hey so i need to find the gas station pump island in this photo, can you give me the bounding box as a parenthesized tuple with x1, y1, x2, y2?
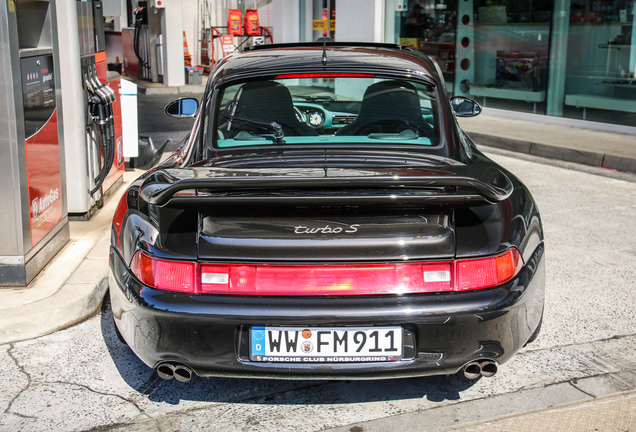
(0, 0, 125, 286)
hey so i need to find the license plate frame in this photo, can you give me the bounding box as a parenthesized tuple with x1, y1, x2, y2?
(250, 326, 403, 363)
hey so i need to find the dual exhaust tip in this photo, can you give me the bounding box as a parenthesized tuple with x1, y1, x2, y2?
(463, 359, 498, 379)
(156, 362, 193, 383)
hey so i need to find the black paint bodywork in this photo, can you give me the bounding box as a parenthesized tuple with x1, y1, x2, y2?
(109, 43, 545, 379)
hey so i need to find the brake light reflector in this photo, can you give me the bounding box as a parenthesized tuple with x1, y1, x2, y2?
(130, 251, 195, 293)
(252, 264, 425, 295)
(112, 193, 129, 251)
(456, 248, 522, 291)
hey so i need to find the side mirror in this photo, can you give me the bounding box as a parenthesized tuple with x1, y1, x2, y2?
(450, 96, 482, 117)
(165, 98, 199, 117)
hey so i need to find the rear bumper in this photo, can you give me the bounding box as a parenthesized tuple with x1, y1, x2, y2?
(109, 244, 545, 379)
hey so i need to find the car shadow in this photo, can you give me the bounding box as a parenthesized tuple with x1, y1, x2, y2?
(100, 298, 480, 406)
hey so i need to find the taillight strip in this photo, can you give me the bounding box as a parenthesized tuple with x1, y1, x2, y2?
(200, 262, 452, 296)
(275, 73, 375, 79)
(130, 249, 523, 296)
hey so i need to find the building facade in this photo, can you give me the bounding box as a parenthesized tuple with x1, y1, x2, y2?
(156, 0, 636, 131)
(381, 0, 636, 130)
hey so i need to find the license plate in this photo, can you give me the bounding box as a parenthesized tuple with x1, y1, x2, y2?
(250, 326, 403, 363)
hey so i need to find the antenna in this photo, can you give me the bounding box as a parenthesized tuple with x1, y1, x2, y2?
(316, 36, 334, 66)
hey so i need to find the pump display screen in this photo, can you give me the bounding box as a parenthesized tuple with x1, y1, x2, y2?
(21, 55, 56, 139)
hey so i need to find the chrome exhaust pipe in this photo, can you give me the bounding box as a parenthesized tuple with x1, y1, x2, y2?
(173, 364, 193, 383)
(156, 363, 175, 380)
(480, 360, 498, 378)
(463, 361, 482, 380)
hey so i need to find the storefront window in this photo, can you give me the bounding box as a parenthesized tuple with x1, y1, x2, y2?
(387, 0, 635, 128)
(396, 1, 459, 91)
(557, 0, 636, 125)
(458, 0, 552, 114)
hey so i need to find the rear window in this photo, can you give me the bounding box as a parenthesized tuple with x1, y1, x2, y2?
(214, 76, 440, 149)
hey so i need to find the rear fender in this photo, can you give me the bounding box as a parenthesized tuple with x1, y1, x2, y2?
(121, 211, 160, 265)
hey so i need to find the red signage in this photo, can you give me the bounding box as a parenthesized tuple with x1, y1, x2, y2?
(21, 55, 63, 247)
(221, 35, 235, 55)
(26, 109, 63, 247)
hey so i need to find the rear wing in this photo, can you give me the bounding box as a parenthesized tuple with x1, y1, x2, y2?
(139, 166, 513, 208)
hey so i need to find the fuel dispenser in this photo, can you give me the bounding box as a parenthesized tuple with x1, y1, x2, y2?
(0, 0, 68, 286)
(59, 0, 125, 217)
(122, 1, 151, 80)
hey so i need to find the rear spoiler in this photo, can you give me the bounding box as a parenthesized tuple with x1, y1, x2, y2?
(139, 166, 513, 207)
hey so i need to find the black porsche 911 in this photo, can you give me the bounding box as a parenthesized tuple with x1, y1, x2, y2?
(109, 41, 544, 383)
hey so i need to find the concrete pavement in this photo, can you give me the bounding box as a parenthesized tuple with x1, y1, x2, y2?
(1, 78, 635, 431)
(446, 390, 636, 432)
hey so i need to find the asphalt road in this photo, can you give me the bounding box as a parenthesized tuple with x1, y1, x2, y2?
(1, 147, 635, 431)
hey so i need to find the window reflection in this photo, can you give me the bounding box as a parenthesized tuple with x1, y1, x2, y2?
(561, 0, 636, 125)
(390, 0, 634, 127)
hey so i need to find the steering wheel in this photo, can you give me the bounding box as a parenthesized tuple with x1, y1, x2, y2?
(294, 106, 307, 124)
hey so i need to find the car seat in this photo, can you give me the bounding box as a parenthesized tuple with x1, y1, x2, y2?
(336, 80, 433, 136)
(225, 81, 318, 137)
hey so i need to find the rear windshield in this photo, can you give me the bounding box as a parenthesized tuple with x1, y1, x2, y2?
(214, 76, 440, 149)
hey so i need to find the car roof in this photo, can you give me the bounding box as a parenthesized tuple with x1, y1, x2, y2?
(210, 42, 443, 87)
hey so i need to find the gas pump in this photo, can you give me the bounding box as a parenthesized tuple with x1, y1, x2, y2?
(58, 0, 125, 217)
(122, 1, 151, 80)
(0, 0, 69, 286)
(133, 2, 151, 78)
(83, 57, 117, 197)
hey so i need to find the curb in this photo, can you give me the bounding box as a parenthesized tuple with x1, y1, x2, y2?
(0, 271, 108, 346)
(468, 131, 636, 174)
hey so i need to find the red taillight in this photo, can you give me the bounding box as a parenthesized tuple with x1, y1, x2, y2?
(275, 73, 375, 79)
(201, 263, 449, 295)
(130, 251, 195, 293)
(112, 193, 129, 251)
(131, 250, 522, 295)
(456, 248, 523, 291)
